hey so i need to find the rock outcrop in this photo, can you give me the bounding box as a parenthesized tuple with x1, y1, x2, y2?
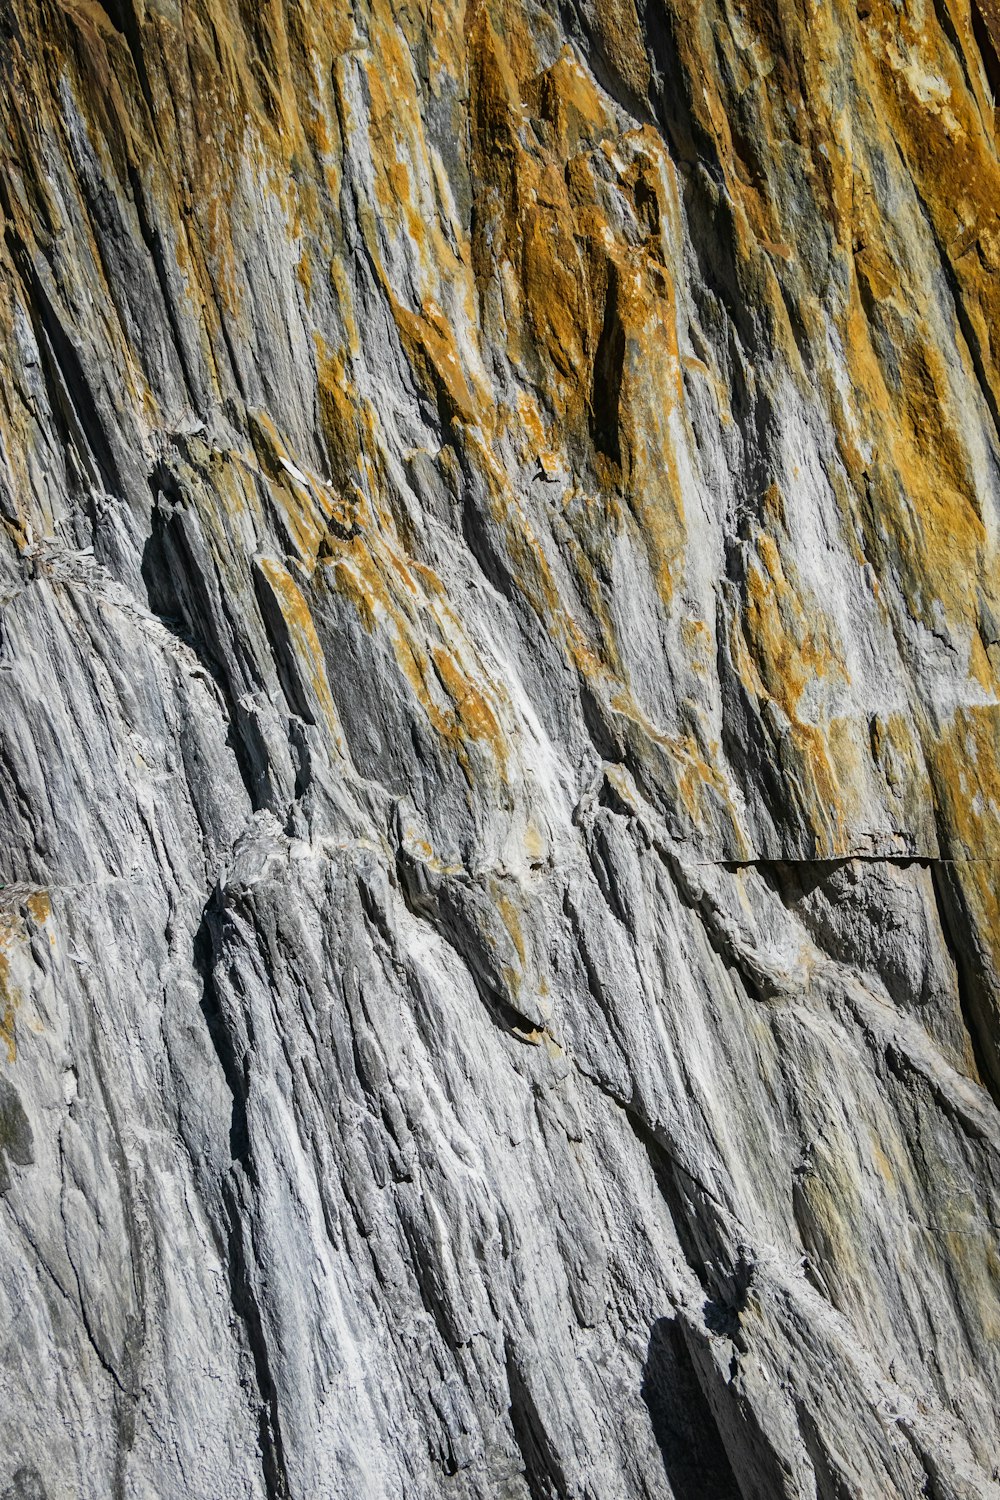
(2, 0, 1000, 1495)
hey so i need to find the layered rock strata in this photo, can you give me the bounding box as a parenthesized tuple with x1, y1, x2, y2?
(2, 0, 1000, 1495)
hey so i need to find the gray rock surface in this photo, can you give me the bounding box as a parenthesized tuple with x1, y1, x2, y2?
(2, 0, 1000, 1494)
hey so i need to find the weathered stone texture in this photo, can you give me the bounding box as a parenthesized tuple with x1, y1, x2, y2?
(2, 0, 1000, 1495)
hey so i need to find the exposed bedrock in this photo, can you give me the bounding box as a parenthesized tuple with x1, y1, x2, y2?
(2, 0, 1000, 1495)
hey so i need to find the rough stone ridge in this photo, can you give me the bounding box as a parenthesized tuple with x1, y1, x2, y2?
(2, 0, 1000, 1495)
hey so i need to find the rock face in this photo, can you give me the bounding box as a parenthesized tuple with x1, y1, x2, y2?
(2, 0, 1000, 1494)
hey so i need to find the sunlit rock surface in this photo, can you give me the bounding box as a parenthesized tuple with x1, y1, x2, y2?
(2, 0, 1000, 1495)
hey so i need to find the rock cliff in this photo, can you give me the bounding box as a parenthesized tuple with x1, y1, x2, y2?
(2, 0, 1000, 1495)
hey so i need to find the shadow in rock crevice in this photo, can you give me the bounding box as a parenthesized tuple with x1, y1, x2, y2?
(641, 1317, 742, 1500)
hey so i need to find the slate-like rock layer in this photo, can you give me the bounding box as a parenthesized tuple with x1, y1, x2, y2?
(2, 1, 1000, 1495)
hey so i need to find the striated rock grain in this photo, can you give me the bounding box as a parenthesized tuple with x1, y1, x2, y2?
(2, 0, 1000, 1495)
